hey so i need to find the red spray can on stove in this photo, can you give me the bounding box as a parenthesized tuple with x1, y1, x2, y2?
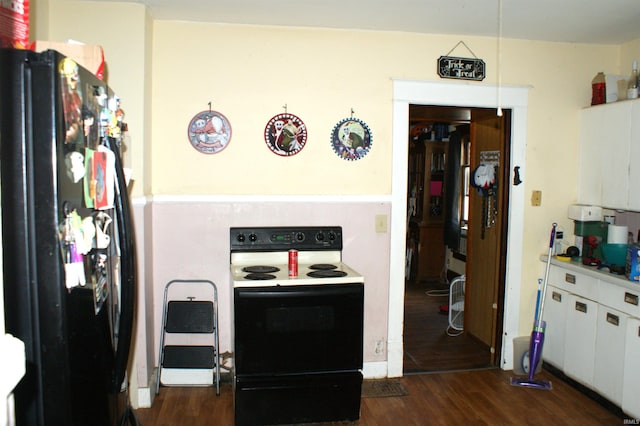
(288, 249, 298, 278)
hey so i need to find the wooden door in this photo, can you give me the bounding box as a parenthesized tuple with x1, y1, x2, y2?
(466, 110, 509, 362)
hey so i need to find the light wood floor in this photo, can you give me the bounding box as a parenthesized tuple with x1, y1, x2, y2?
(135, 369, 624, 425)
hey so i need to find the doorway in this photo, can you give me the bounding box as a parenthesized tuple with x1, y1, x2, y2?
(387, 80, 529, 378)
(403, 105, 509, 373)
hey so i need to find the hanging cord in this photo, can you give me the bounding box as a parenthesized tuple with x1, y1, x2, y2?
(444, 40, 480, 59)
(426, 288, 449, 297)
(447, 322, 464, 337)
(496, 0, 503, 116)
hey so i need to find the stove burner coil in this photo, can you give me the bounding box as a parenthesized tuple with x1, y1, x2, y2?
(307, 270, 348, 278)
(244, 273, 277, 280)
(309, 264, 338, 270)
(242, 265, 280, 274)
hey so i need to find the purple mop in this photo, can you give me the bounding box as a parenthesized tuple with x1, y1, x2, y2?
(510, 223, 556, 390)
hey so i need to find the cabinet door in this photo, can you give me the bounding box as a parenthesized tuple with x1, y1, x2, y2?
(629, 102, 640, 210)
(578, 101, 632, 209)
(541, 286, 567, 369)
(563, 294, 597, 387)
(594, 307, 627, 405)
(623, 318, 640, 419)
(598, 102, 632, 209)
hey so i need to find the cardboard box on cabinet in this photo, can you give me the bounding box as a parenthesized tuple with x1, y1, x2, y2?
(35, 40, 105, 80)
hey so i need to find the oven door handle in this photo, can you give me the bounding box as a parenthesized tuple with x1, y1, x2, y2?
(236, 285, 362, 299)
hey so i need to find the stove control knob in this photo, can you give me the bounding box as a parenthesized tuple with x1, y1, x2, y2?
(236, 234, 246, 242)
(295, 232, 305, 242)
(328, 232, 336, 241)
(249, 233, 257, 242)
(316, 232, 325, 241)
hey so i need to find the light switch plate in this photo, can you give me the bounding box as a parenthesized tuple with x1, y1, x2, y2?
(375, 215, 388, 233)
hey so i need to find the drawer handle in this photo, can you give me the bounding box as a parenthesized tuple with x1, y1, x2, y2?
(565, 273, 576, 284)
(625, 292, 639, 306)
(552, 291, 562, 302)
(606, 312, 619, 326)
(575, 301, 587, 313)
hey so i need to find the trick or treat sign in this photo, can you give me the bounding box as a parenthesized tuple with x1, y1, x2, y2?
(264, 113, 308, 156)
(437, 56, 485, 81)
(187, 110, 232, 154)
(330, 117, 372, 161)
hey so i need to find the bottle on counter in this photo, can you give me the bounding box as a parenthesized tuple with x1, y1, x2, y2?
(591, 72, 606, 105)
(628, 60, 639, 100)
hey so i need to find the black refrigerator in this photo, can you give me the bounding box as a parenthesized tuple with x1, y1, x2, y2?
(0, 48, 137, 425)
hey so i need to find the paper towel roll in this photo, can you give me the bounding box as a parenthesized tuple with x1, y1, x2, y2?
(607, 224, 628, 244)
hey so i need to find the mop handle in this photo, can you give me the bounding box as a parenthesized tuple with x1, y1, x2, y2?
(536, 223, 557, 328)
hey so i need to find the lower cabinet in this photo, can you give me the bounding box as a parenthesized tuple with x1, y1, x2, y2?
(594, 307, 627, 406)
(542, 286, 567, 369)
(541, 262, 640, 418)
(563, 294, 597, 387)
(623, 318, 640, 419)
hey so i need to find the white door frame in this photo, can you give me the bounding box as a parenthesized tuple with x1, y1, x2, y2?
(388, 80, 529, 376)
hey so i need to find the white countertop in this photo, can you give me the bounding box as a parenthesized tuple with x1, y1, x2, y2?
(541, 255, 640, 293)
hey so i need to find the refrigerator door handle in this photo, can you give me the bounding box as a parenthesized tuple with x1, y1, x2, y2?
(107, 138, 136, 393)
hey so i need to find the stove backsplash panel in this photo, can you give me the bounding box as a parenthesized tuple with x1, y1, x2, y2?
(148, 198, 391, 371)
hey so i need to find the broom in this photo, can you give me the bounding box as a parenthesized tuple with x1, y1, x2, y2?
(510, 223, 556, 390)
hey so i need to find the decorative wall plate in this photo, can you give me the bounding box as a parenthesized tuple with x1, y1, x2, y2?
(330, 117, 372, 160)
(264, 113, 308, 156)
(187, 110, 232, 154)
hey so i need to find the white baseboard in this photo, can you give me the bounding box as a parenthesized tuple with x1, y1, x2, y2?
(362, 361, 388, 379)
(137, 387, 152, 409)
(135, 368, 158, 409)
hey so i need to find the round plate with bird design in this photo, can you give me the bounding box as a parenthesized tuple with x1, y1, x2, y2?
(187, 110, 232, 154)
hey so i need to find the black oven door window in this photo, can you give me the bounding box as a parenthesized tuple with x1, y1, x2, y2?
(234, 283, 364, 376)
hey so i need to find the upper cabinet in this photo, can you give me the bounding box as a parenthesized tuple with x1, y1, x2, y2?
(578, 100, 640, 210)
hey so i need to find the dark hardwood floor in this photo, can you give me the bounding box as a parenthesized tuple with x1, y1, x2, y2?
(135, 277, 628, 424)
(403, 278, 491, 373)
(135, 369, 624, 425)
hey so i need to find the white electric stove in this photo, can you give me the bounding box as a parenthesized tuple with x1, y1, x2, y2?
(230, 226, 366, 425)
(230, 226, 364, 287)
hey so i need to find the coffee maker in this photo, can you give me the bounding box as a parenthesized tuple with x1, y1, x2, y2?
(568, 205, 608, 265)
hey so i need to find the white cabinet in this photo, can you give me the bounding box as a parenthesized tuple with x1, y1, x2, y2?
(629, 112, 640, 210)
(594, 307, 627, 405)
(577, 100, 639, 210)
(541, 286, 567, 369)
(563, 294, 598, 387)
(623, 318, 640, 419)
(542, 258, 640, 417)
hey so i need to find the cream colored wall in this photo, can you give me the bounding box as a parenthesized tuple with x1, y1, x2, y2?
(622, 39, 640, 74)
(44, 0, 149, 198)
(151, 22, 397, 195)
